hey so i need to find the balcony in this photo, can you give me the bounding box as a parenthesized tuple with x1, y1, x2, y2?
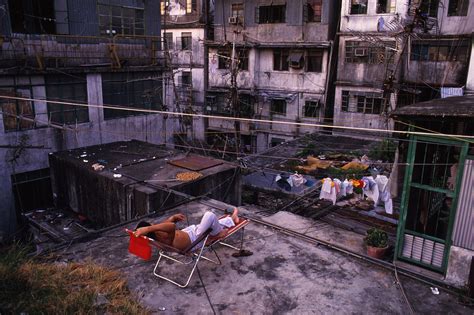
(0, 34, 165, 72)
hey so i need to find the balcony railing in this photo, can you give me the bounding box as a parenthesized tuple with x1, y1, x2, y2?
(0, 34, 165, 71)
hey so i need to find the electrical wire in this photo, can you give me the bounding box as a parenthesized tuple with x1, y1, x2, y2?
(1, 94, 473, 141)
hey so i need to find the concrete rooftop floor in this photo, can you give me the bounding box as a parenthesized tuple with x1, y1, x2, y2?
(58, 199, 473, 314)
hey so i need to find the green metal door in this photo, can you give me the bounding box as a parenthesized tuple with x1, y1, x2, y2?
(396, 136, 468, 273)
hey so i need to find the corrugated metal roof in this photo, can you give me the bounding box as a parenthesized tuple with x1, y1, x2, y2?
(452, 159, 474, 250)
(390, 95, 474, 118)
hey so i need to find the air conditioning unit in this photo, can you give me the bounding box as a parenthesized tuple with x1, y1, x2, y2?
(354, 48, 368, 56)
(228, 16, 238, 24)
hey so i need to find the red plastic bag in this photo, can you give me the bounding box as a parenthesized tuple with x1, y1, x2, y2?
(126, 230, 152, 260)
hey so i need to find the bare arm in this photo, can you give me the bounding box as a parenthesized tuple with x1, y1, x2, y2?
(163, 213, 186, 223)
(134, 222, 176, 237)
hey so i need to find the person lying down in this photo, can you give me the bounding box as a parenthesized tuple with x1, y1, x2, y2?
(134, 207, 240, 251)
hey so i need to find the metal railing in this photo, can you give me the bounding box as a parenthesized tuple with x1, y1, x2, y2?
(0, 34, 166, 70)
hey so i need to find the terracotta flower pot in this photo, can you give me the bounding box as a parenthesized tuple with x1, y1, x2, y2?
(367, 245, 388, 259)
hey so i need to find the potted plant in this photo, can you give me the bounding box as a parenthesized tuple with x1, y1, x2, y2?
(364, 227, 388, 259)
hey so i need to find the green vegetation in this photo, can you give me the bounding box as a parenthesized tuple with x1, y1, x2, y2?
(0, 243, 148, 314)
(368, 140, 397, 162)
(364, 228, 389, 248)
(297, 143, 317, 157)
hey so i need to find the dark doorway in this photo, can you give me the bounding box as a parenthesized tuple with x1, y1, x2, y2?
(12, 168, 54, 223)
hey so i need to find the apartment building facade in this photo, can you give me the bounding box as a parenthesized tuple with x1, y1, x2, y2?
(208, 0, 340, 153)
(0, 0, 163, 238)
(334, 0, 473, 135)
(160, 0, 208, 144)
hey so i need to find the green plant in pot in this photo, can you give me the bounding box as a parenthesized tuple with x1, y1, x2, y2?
(364, 228, 388, 259)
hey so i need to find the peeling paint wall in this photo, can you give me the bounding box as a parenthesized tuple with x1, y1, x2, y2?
(208, 0, 338, 152)
(0, 74, 167, 236)
(161, 27, 206, 141)
(335, 0, 472, 133)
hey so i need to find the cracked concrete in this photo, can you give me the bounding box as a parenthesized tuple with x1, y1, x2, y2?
(58, 199, 473, 314)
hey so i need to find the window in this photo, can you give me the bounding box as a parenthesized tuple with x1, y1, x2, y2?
(306, 50, 323, 72)
(357, 95, 383, 114)
(448, 0, 469, 16)
(181, 71, 192, 87)
(273, 49, 290, 71)
(270, 99, 286, 115)
(306, 0, 322, 22)
(257, 5, 286, 24)
(180, 32, 192, 51)
(0, 89, 35, 132)
(341, 91, 350, 112)
(288, 52, 304, 69)
(218, 50, 230, 69)
(376, 0, 392, 13)
(419, 0, 439, 17)
(232, 3, 244, 18)
(238, 49, 249, 71)
(341, 91, 384, 114)
(8, 0, 56, 34)
(218, 49, 248, 70)
(163, 32, 173, 50)
(102, 72, 162, 120)
(98, 3, 145, 36)
(350, 0, 368, 14)
(239, 94, 254, 118)
(345, 41, 395, 64)
(46, 75, 88, 125)
(186, 0, 197, 14)
(304, 100, 320, 118)
(411, 40, 470, 62)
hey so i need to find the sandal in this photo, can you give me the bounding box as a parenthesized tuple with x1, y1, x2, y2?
(232, 249, 253, 257)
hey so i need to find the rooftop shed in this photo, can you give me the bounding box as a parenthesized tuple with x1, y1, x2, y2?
(49, 140, 241, 227)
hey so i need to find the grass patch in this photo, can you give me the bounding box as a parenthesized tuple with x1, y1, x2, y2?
(0, 243, 148, 314)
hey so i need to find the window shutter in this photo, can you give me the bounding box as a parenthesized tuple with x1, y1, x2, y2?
(255, 6, 260, 24)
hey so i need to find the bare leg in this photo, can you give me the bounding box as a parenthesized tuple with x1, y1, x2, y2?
(231, 207, 240, 224)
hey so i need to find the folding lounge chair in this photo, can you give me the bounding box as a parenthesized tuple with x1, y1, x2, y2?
(125, 216, 250, 288)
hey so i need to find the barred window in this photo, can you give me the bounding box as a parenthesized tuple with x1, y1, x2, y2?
(357, 95, 382, 114)
(341, 91, 350, 112)
(345, 41, 395, 64)
(411, 40, 470, 62)
(46, 75, 88, 125)
(102, 72, 162, 120)
(304, 100, 320, 118)
(0, 89, 35, 132)
(98, 4, 144, 36)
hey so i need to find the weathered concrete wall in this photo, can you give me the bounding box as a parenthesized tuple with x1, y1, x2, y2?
(333, 86, 395, 134)
(340, 0, 408, 33)
(161, 27, 206, 141)
(404, 60, 469, 86)
(445, 246, 474, 288)
(337, 36, 401, 84)
(436, 0, 474, 35)
(208, 46, 328, 151)
(214, 0, 332, 43)
(0, 73, 167, 237)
